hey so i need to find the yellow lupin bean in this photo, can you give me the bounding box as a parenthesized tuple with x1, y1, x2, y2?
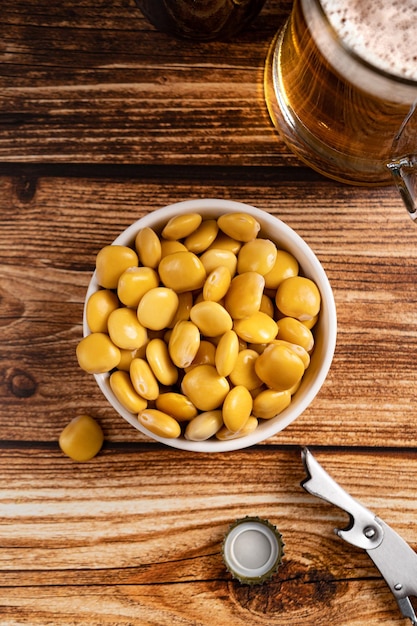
(130, 357, 159, 400)
(199, 248, 238, 277)
(158, 251, 206, 293)
(181, 365, 230, 411)
(259, 293, 275, 317)
(169, 320, 201, 368)
(190, 301, 233, 337)
(255, 343, 305, 391)
(289, 378, 302, 395)
(217, 212, 260, 242)
(272, 339, 310, 369)
(184, 219, 219, 253)
(117, 348, 140, 371)
(135, 341, 150, 359)
(161, 213, 202, 240)
(276, 316, 314, 352)
(107, 307, 148, 350)
(229, 349, 263, 390)
(247, 342, 267, 355)
(109, 370, 147, 413)
(276, 276, 321, 321)
(95, 245, 138, 289)
(185, 340, 216, 371)
(250, 386, 264, 399)
(137, 408, 181, 438)
(76, 333, 121, 374)
(233, 311, 278, 344)
(160, 239, 187, 257)
(135, 227, 162, 268)
(168, 291, 193, 328)
(86, 289, 120, 333)
(237, 239, 277, 276)
(224, 271, 265, 319)
(264, 250, 299, 289)
(215, 416, 258, 440)
(59, 414, 104, 462)
(208, 232, 242, 254)
(252, 389, 291, 419)
(215, 329, 239, 377)
(302, 314, 319, 330)
(137, 287, 179, 330)
(146, 338, 178, 386)
(238, 337, 249, 350)
(117, 266, 159, 308)
(222, 385, 253, 432)
(206, 333, 226, 347)
(184, 410, 223, 441)
(203, 265, 231, 302)
(156, 392, 198, 421)
(79, 211, 322, 444)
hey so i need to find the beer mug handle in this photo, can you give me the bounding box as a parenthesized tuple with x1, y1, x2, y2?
(387, 157, 417, 220)
(387, 101, 417, 221)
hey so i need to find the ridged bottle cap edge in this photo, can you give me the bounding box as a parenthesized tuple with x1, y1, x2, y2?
(222, 516, 285, 585)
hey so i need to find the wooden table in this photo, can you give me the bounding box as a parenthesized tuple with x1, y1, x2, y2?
(2, 1, 417, 624)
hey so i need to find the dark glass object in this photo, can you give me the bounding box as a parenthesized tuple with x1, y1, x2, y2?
(135, 0, 267, 41)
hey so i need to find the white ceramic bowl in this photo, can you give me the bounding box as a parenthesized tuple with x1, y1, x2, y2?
(83, 198, 337, 452)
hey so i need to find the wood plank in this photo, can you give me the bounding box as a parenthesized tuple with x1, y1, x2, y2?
(0, 446, 414, 624)
(0, 0, 294, 165)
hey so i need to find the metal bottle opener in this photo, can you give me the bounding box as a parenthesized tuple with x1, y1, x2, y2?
(301, 447, 417, 625)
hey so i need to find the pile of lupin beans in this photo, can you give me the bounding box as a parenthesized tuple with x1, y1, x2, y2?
(76, 212, 321, 442)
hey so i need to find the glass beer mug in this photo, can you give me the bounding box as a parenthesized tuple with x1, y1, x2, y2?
(264, 0, 417, 220)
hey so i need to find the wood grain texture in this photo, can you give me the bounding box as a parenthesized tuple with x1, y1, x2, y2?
(2, 1, 417, 624)
(1, 447, 415, 625)
(0, 0, 292, 165)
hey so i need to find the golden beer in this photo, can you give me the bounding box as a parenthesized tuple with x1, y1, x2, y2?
(264, 0, 417, 185)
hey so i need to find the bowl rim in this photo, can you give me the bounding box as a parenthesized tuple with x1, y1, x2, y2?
(83, 198, 337, 452)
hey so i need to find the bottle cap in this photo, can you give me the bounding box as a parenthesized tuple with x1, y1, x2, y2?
(222, 516, 284, 585)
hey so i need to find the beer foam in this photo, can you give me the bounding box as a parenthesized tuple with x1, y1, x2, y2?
(321, 0, 417, 81)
